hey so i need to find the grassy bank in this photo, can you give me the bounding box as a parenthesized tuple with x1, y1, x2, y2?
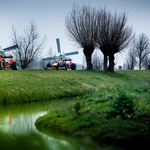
(1, 70, 150, 149)
(0, 70, 91, 104)
(0, 70, 149, 105)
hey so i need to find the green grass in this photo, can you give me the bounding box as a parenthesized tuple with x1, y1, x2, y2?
(0, 70, 91, 104)
(0, 70, 149, 105)
(1, 69, 150, 149)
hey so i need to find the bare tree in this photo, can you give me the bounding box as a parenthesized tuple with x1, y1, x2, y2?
(11, 21, 46, 69)
(66, 4, 97, 70)
(125, 46, 137, 70)
(96, 8, 133, 72)
(135, 33, 150, 70)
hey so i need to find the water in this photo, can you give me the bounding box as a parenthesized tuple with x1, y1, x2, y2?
(0, 101, 122, 150)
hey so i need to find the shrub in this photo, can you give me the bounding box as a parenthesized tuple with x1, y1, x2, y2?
(107, 93, 138, 119)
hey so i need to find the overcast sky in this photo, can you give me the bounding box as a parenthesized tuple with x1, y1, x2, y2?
(0, 0, 150, 65)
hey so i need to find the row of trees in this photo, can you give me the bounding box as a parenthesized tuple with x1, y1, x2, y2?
(92, 33, 150, 70)
(66, 5, 133, 72)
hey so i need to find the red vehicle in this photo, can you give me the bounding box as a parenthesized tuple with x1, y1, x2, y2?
(45, 55, 76, 70)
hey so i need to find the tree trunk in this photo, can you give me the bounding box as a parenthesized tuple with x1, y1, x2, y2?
(85, 54, 93, 70)
(21, 60, 28, 69)
(83, 48, 94, 70)
(139, 58, 142, 70)
(108, 54, 115, 72)
(103, 55, 108, 72)
(21, 65, 26, 69)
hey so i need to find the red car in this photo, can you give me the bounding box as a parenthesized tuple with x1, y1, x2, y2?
(46, 55, 76, 70)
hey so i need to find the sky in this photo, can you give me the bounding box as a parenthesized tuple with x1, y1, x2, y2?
(0, 0, 150, 66)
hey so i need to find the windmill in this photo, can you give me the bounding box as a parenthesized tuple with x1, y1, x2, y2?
(42, 38, 78, 61)
(43, 38, 78, 70)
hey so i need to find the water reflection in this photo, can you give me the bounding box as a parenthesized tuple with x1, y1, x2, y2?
(0, 102, 122, 150)
(0, 112, 46, 134)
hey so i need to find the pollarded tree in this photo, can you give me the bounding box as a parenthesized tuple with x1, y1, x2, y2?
(125, 47, 137, 70)
(96, 8, 133, 72)
(66, 4, 97, 70)
(135, 33, 150, 70)
(11, 21, 46, 69)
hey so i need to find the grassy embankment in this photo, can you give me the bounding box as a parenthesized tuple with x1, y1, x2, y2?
(0, 70, 150, 149)
(0, 70, 90, 104)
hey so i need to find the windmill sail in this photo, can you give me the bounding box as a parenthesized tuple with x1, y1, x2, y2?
(3, 44, 18, 52)
(64, 51, 79, 56)
(56, 38, 61, 53)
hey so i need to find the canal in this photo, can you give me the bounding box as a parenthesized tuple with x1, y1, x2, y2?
(0, 100, 122, 150)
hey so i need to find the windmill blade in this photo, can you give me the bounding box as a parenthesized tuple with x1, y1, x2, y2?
(64, 51, 79, 56)
(3, 44, 18, 52)
(42, 57, 53, 61)
(56, 38, 61, 53)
